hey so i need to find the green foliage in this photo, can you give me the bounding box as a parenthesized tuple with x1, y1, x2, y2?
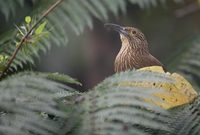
(0, 0, 200, 135)
(0, 15, 49, 72)
(0, 70, 172, 135)
(0, 71, 78, 135)
(0, 55, 8, 71)
(169, 96, 200, 135)
(46, 72, 82, 86)
(0, 70, 198, 134)
(76, 70, 172, 135)
(35, 21, 47, 35)
(0, 0, 24, 20)
(25, 16, 32, 24)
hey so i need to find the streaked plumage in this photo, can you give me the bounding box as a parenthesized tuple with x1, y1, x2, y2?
(105, 23, 165, 72)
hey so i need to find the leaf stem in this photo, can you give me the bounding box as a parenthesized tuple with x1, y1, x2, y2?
(0, 0, 64, 79)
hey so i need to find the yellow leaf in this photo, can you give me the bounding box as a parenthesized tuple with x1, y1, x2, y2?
(119, 66, 198, 109)
(138, 66, 165, 73)
(171, 73, 197, 100)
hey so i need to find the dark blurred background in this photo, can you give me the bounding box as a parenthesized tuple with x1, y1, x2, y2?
(0, 0, 200, 90)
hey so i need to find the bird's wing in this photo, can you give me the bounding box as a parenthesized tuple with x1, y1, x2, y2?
(135, 54, 165, 69)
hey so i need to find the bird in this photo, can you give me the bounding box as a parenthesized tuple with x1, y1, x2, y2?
(104, 23, 166, 72)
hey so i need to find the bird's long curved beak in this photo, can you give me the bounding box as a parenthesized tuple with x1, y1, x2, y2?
(104, 23, 128, 36)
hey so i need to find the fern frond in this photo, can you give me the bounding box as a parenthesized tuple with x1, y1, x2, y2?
(0, 0, 168, 21)
(0, 34, 46, 72)
(128, 0, 165, 9)
(0, 70, 170, 135)
(0, 69, 197, 135)
(71, 70, 172, 135)
(45, 0, 169, 45)
(0, 0, 24, 20)
(45, 72, 82, 86)
(169, 96, 200, 135)
(0, 71, 78, 135)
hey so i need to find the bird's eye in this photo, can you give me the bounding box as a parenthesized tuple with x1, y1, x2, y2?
(132, 30, 136, 34)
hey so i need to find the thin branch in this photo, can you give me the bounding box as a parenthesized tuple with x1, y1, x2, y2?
(0, 0, 64, 79)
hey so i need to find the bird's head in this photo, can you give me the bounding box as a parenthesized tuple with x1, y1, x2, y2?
(104, 23, 148, 50)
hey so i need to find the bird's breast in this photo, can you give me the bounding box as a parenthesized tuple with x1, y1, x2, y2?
(114, 47, 137, 72)
(114, 47, 162, 72)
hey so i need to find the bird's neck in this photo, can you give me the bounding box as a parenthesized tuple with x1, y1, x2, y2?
(121, 44, 149, 54)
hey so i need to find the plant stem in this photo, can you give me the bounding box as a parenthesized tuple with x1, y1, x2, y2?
(0, 0, 64, 79)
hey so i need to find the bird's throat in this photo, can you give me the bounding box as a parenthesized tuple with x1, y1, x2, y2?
(114, 45, 135, 72)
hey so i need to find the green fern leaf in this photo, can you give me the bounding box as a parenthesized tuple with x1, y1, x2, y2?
(0, 71, 78, 135)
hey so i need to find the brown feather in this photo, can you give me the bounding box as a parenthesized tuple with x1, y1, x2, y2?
(104, 23, 166, 72)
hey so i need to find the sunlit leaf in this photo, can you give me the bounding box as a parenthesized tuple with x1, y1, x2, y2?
(120, 66, 198, 109)
(35, 21, 47, 35)
(25, 16, 31, 24)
